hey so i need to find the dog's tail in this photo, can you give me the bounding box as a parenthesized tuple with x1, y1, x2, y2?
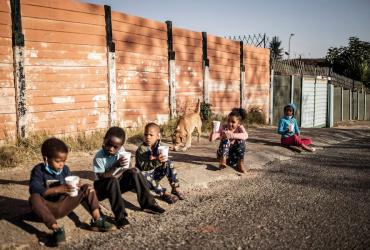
(195, 98, 201, 114)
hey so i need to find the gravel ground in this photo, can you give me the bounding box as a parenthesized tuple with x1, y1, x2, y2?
(65, 135, 370, 250)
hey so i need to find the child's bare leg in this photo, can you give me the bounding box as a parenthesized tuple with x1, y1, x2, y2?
(236, 159, 246, 173)
(219, 157, 227, 169)
(92, 208, 100, 221)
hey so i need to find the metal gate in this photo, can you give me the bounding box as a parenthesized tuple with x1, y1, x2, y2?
(301, 76, 328, 128)
(301, 77, 315, 127)
(314, 78, 328, 127)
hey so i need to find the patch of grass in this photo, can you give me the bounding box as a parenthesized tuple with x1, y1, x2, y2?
(0, 130, 107, 169)
(0, 146, 22, 168)
(246, 106, 266, 126)
(64, 130, 105, 152)
(159, 118, 178, 138)
(125, 127, 144, 145)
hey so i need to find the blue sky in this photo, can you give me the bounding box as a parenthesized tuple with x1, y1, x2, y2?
(83, 0, 370, 58)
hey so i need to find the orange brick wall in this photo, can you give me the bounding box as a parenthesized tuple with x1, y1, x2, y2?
(244, 45, 270, 121)
(173, 27, 203, 115)
(0, 0, 271, 141)
(0, 0, 16, 142)
(112, 11, 169, 126)
(22, 0, 109, 135)
(208, 35, 240, 114)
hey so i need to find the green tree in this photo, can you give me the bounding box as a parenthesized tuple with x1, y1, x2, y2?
(269, 36, 284, 60)
(326, 37, 370, 87)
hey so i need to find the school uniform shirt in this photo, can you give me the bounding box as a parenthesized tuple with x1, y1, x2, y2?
(93, 147, 126, 180)
(277, 116, 300, 138)
(29, 163, 71, 201)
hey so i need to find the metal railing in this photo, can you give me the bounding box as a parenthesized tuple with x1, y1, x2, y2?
(227, 33, 270, 48)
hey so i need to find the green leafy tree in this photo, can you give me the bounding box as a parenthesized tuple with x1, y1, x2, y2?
(269, 36, 284, 60)
(326, 37, 370, 87)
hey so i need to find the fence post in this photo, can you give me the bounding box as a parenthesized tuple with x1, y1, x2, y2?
(10, 0, 27, 138)
(327, 80, 334, 127)
(240, 41, 246, 109)
(357, 88, 360, 120)
(341, 86, 344, 121)
(202, 32, 209, 103)
(313, 67, 317, 126)
(269, 69, 274, 125)
(104, 5, 117, 126)
(290, 75, 294, 103)
(365, 90, 367, 120)
(299, 74, 304, 127)
(166, 21, 176, 118)
(349, 90, 352, 120)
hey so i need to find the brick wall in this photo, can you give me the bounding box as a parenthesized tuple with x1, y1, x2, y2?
(208, 35, 240, 114)
(244, 45, 270, 121)
(0, 0, 16, 141)
(112, 11, 169, 126)
(173, 27, 203, 115)
(0, 0, 271, 142)
(22, 0, 109, 135)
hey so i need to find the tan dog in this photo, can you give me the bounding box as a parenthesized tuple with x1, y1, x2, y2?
(172, 100, 202, 151)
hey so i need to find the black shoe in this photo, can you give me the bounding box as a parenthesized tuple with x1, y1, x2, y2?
(51, 226, 66, 246)
(142, 203, 165, 214)
(90, 217, 115, 232)
(116, 217, 130, 228)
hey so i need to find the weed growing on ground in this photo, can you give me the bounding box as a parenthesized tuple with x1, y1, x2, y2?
(0, 145, 22, 169)
(159, 119, 178, 138)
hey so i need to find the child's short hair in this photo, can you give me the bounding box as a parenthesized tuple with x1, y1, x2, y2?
(41, 137, 69, 158)
(144, 122, 160, 132)
(229, 108, 247, 121)
(104, 126, 126, 143)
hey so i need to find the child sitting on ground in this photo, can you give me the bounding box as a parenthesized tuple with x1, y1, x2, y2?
(93, 126, 165, 229)
(209, 108, 248, 173)
(135, 122, 185, 204)
(278, 103, 315, 152)
(29, 137, 114, 246)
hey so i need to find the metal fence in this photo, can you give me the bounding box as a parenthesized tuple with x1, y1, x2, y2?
(227, 33, 270, 48)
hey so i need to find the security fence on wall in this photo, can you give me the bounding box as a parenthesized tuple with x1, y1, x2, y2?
(0, 0, 270, 143)
(271, 59, 370, 127)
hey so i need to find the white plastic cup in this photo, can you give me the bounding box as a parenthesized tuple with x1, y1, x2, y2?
(289, 123, 294, 132)
(158, 146, 169, 161)
(118, 151, 131, 169)
(65, 176, 80, 197)
(212, 121, 221, 132)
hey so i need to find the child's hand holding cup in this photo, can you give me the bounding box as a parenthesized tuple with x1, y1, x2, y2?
(118, 151, 131, 169)
(65, 176, 80, 197)
(158, 146, 169, 162)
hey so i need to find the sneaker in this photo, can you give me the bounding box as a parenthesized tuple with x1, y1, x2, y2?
(51, 226, 66, 246)
(142, 203, 165, 214)
(116, 217, 130, 229)
(171, 188, 185, 200)
(90, 217, 115, 232)
(161, 193, 178, 204)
